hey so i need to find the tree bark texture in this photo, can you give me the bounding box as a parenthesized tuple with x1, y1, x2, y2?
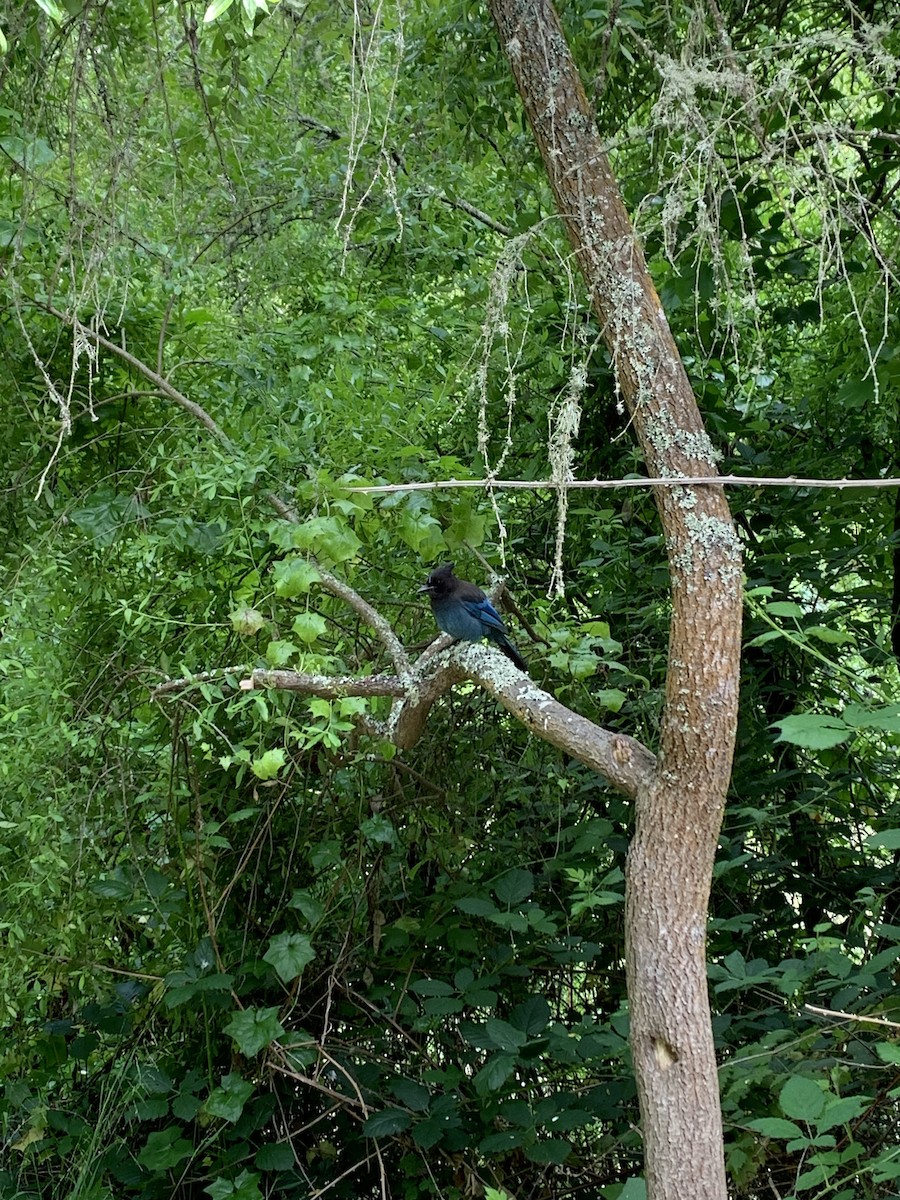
(486, 2, 743, 1197)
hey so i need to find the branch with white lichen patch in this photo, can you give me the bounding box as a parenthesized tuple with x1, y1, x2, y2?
(238, 642, 655, 799)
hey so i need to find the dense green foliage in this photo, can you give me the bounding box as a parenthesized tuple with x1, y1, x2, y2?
(2, 1, 900, 1197)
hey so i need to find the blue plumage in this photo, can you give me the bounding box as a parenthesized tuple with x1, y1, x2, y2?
(419, 563, 527, 672)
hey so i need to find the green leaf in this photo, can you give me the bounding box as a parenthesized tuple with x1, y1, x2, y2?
(35, 0, 66, 22)
(360, 814, 397, 844)
(816, 1094, 869, 1131)
(398, 508, 447, 558)
(495, 868, 534, 905)
(273, 558, 321, 598)
(479, 1130, 524, 1152)
(876, 1041, 900, 1064)
(844, 703, 900, 732)
(203, 1073, 254, 1123)
(544, 1108, 593, 1130)
(746, 1117, 804, 1139)
(484, 1018, 527, 1053)
(69, 487, 148, 544)
(410, 978, 455, 997)
(251, 748, 286, 780)
(422, 996, 464, 1016)
(455, 896, 497, 916)
(263, 932, 315, 983)
(204, 0, 236, 22)
(446, 504, 487, 549)
(230, 606, 265, 636)
(204, 1170, 263, 1200)
(362, 1108, 412, 1136)
(389, 1078, 430, 1111)
(0, 134, 55, 171)
(474, 1052, 517, 1095)
(241, 0, 260, 34)
(745, 630, 782, 648)
(291, 612, 328, 643)
(766, 601, 804, 618)
(780, 1075, 825, 1120)
(865, 830, 900, 850)
(138, 1127, 194, 1170)
(288, 890, 324, 925)
(509, 995, 551, 1035)
(224, 1007, 284, 1056)
(806, 625, 853, 645)
(281, 1034, 317, 1070)
(771, 714, 850, 749)
(870, 1149, 900, 1182)
(265, 639, 297, 667)
(254, 1143, 295, 1171)
(291, 516, 361, 564)
(617, 1181, 647, 1200)
(172, 1092, 202, 1120)
(524, 1138, 572, 1164)
(412, 1110, 462, 1149)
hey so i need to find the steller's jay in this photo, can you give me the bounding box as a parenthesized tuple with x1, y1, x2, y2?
(419, 562, 527, 672)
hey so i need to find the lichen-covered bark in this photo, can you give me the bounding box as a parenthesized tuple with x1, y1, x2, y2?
(487, 2, 743, 1197)
(229, 643, 656, 797)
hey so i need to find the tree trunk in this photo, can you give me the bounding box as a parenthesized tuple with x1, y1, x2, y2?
(486, 2, 743, 1196)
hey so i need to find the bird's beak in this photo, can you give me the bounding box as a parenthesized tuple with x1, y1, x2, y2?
(417, 584, 431, 594)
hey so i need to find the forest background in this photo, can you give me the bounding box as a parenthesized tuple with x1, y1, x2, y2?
(2, 1, 900, 1198)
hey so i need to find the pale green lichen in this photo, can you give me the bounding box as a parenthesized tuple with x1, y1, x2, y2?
(669, 511, 741, 585)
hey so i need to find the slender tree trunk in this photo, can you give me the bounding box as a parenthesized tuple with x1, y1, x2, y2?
(486, 2, 743, 1196)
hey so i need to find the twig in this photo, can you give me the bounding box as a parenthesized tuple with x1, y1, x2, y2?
(804, 1003, 900, 1030)
(151, 666, 251, 698)
(351, 474, 900, 494)
(436, 192, 512, 237)
(41, 302, 234, 446)
(314, 566, 412, 679)
(239, 672, 408, 697)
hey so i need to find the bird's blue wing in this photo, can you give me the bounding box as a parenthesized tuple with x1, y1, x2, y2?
(462, 596, 507, 635)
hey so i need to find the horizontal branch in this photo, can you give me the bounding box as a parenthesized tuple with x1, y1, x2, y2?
(242, 643, 656, 799)
(240, 671, 409, 697)
(450, 643, 655, 796)
(351, 474, 900, 494)
(804, 1003, 900, 1030)
(152, 666, 251, 698)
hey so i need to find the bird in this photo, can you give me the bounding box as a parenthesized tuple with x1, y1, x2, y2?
(419, 562, 527, 672)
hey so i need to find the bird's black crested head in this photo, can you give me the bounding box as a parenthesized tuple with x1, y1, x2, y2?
(419, 562, 456, 598)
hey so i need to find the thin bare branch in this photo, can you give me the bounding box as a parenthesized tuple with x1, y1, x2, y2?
(804, 1003, 900, 1030)
(152, 667, 252, 699)
(350, 474, 900, 494)
(240, 671, 408, 697)
(314, 567, 412, 679)
(42, 302, 234, 446)
(436, 192, 512, 237)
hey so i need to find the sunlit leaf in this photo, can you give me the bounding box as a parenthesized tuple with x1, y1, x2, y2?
(204, 0, 235, 22)
(771, 714, 850, 749)
(250, 748, 286, 779)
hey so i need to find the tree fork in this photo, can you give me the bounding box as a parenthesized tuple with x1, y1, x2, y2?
(486, 1, 742, 1196)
